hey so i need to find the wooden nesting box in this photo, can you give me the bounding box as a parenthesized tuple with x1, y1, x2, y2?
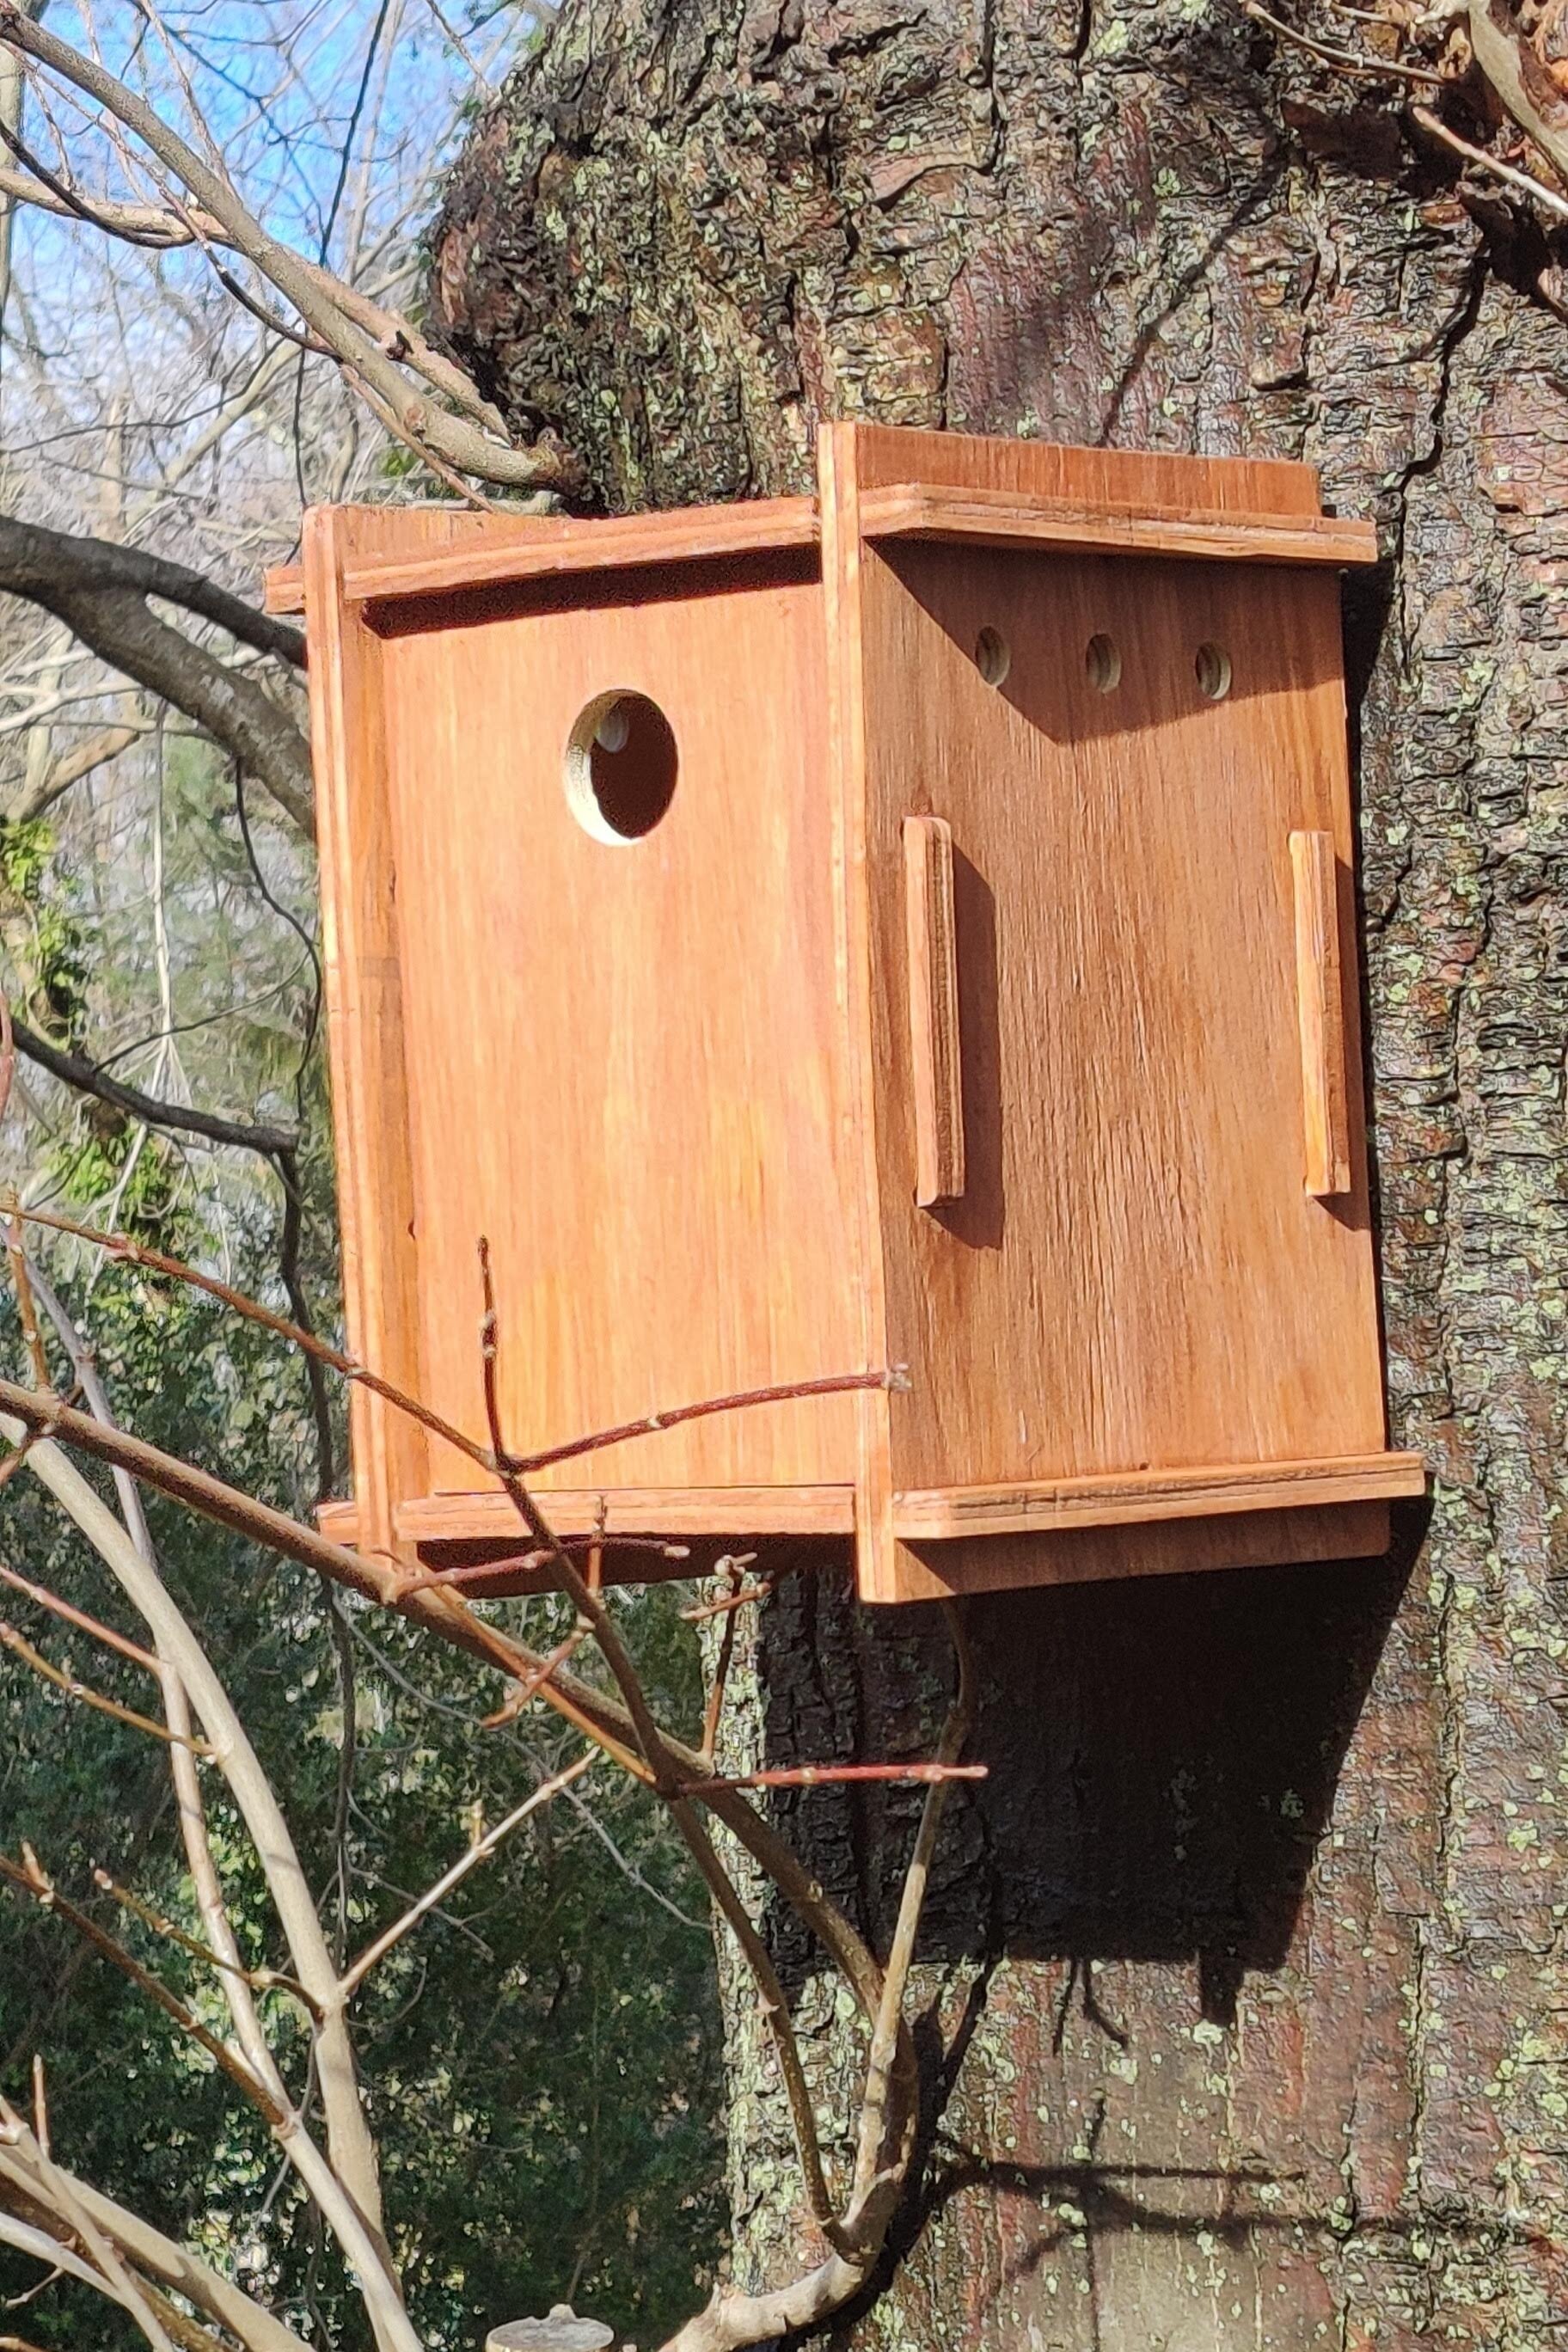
(288, 423, 1424, 1605)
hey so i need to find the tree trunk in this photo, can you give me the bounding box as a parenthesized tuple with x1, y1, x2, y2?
(431, 10, 1568, 2344)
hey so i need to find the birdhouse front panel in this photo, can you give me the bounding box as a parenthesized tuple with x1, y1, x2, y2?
(367, 548, 864, 1498)
(291, 424, 1424, 1603)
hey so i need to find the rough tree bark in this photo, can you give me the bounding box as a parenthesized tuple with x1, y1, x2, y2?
(430, 7, 1568, 2343)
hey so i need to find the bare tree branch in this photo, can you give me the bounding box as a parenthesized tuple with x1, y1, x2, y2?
(339, 1748, 597, 1996)
(0, 514, 304, 665)
(0, 2208, 129, 2305)
(0, 2110, 175, 2352)
(0, 9, 580, 495)
(0, 576, 311, 834)
(0, 1410, 403, 2323)
(1467, 0, 1568, 181)
(7, 722, 140, 824)
(10, 1017, 298, 1156)
(0, 2141, 312, 2352)
(0, 1374, 897, 2037)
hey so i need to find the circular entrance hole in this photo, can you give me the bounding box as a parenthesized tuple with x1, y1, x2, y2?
(564, 691, 678, 842)
(1195, 641, 1233, 702)
(975, 626, 1011, 687)
(1086, 633, 1122, 694)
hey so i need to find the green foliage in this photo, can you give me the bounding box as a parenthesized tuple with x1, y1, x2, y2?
(0, 1245, 726, 2349)
(0, 748, 726, 2349)
(0, 814, 91, 1042)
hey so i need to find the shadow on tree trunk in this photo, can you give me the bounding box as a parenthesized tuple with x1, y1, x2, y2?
(756, 1510, 1426, 2023)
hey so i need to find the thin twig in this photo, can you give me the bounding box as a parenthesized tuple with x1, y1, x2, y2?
(0, 1559, 161, 1673)
(89, 1867, 322, 2018)
(0, 1619, 212, 1753)
(11, 1201, 481, 1468)
(9, 1205, 900, 1516)
(0, 992, 14, 1130)
(1240, 0, 1443, 77)
(700, 1559, 750, 1761)
(0, 1429, 45, 1495)
(0, 1395, 401, 2294)
(1410, 98, 1568, 215)
(473, 1240, 847, 2241)
(0, 1848, 281, 2120)
(0, 1381, 899, 2052)
(0, 2107, 174, 2352)
(504, 1367, 907, 1475)
(848, 1601, 976, 2224)
(480, 1627, 591, 1729)
(2, 1204, 50, 1389)
(398, 1535, 689, 1596)
(687, 1566, 777, 1626)
(0, 9, 580, 493)
(0, 2130, 314, 2351)
(10, 1021, 297, 1157)
(339, 1749, 596, 1996)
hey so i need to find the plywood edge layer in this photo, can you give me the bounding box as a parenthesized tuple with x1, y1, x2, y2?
(318, 1485, 858, 1547)
(857, 483, 1380, 568)
(339, 497, 821, 604)
(891, 1452, 1426, 1540)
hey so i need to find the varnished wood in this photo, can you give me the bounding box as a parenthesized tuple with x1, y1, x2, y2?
(880, 1500, 1393, 1602)
(891, 1451, 1424, 1540)
(819, 423, 1397, 1603)
(859, 482, 1379, 570)
(340, 496, 819, 605)
(317, 1488, 855, 1548)
(902, 816, 965, 1206)
(371, 545, 861, 1504)
(401, 1487, 856, 1540)
(305, 426, 1412, 1599)
(318, 1452, 1423, 1549)
(264, 563, 304, 615)
(818, 420, 898, 1596)
(303, 509, 433, 1562)
(842, 420, 1325, 515)
(1291, 827, 1353, 1197)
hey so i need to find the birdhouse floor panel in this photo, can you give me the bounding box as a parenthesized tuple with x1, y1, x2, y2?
(315, 1450, 1421, 1571)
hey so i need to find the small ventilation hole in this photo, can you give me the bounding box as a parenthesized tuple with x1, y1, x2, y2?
(1086, 634, 1122, 693)
(1195, 642, 1232, 702)
(975, 626, 1011, 687)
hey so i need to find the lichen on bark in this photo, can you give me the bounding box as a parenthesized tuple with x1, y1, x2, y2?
(432, 2, 1568, 2340)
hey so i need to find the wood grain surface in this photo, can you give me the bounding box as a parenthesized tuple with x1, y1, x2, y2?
(1291, 827, 1354, 1197)
(819, 424, 1398, 1602)
(903, 814, 965, 1207)
(372, 547, 862, 1498)
(306, 430, 1411, 1598)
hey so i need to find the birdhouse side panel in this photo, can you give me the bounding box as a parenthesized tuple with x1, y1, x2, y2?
(306, 504, 505, 1559)
(370, 553, 866, 1497)
(857, 540, 1387, 1502)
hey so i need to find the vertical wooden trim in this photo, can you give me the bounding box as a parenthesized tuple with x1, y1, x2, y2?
(1289, 827, 1352, 1198)
(303, 509, 430, 1557)
(818, 421, 897, 1602)
(902, 815, 965, 1205)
